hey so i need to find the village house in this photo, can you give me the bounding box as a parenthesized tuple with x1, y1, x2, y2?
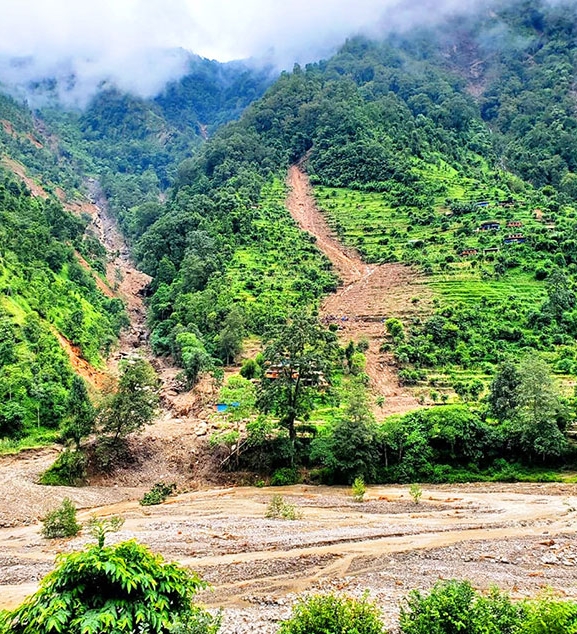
(504, 234, 526, 244)
(479, 221, 500, 231)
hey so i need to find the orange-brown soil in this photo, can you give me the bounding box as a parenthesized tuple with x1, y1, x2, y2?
(286, 166, 430, 416)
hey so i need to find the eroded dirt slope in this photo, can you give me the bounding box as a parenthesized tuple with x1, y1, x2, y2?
(1, 160, 220, 488)
(286, 166, 429, 416)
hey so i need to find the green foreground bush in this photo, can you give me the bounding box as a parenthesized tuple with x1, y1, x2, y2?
(400, 580, 520, 634)
(279, 593, 386, 634)
(276, 583, 577, 634)
(519, 592, 577, 634)
(0, 539, 219, 634)
(399, 580, 577, 634)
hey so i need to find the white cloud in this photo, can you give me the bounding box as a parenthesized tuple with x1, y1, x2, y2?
(0, 0, 498, 104)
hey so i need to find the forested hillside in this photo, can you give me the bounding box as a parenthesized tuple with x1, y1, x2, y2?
(0, 56, 273, 447)
(138, 0, 577, 379)
(2, 0, 577, 481)
(0, 168, 126, 443)
(120, 0, 577, 481)
(442, 0, 577, 189)
(39, 57, 273, 236)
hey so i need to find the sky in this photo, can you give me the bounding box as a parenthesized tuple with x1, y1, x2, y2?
(0, 0, 490, 105)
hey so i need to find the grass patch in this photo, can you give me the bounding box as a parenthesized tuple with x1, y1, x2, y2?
(0, 430, 60, 455)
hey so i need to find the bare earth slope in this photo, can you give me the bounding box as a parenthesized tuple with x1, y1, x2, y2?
(286, 166, 428, 415)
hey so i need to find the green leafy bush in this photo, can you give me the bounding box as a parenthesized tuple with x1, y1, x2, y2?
(409, 483, 423, 504)
(352, 476, 366, 502)
(518, 591, 577, 634)
(41, 498, 81, 539)
(271, 467, 301, 486)
(87, 516, 124, 548)
(265, 495, 302, 520)
(279, 593, 386, 634)
(140, 482, 177, 506)
(240, 358, 258, 379)
(2, 539, 217, 634)
(399, 580, 520, 634)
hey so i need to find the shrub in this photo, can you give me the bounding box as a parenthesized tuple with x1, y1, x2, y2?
(279, 593, 386, 634)
(39, 449, 87, 486)
(535, 266, 549, 281)
(265, 495, 302, 520)
(2, 539, 216, 634)
(271, 467, 301, 486)
(349, 351, 367, 375)
(41, 498, 81, 539)
(140, 482, 177, 506)
(170, 611, 222, 634)
(409, 483, 423, 504)
(352, 476, 366, 502)
(398, 369, 423, 386)
(518, 591, 577, 633)
(399, 580, 520, 634)
(240, 358, 258, 379)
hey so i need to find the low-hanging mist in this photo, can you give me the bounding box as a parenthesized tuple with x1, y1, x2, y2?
(0, 0, 523, 107)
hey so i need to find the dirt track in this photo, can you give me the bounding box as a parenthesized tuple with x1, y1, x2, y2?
(2, 483, 577, 631)
(286, 167, 428, 416)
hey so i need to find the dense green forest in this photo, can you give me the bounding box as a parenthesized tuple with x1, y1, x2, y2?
(38, 57, 273, 234)
(0, 57, 272, 445)
(135, 0, 577, 378)
(124, 0, 577, 481)
(0, 168, 126, 444)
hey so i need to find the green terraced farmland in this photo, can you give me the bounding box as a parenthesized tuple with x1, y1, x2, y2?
(312, 175, 577, 393)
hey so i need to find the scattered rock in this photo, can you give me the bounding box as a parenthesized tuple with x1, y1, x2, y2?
(541, 554, 559, 565)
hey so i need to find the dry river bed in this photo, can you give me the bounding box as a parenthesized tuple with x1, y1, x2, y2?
(1, 483, 577, 632)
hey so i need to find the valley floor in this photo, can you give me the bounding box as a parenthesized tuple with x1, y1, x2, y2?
(1, 475, 576, 632)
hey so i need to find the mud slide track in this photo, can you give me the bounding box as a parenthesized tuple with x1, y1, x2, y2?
(286, 166, 425, 415)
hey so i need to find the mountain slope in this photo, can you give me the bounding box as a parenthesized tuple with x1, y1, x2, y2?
(394, 0, 577, 190)
(0, 165, 126, 442)
(38, 57, 274, 238)
(0, 57, 273, 445)
(135, 1, 577, 407)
